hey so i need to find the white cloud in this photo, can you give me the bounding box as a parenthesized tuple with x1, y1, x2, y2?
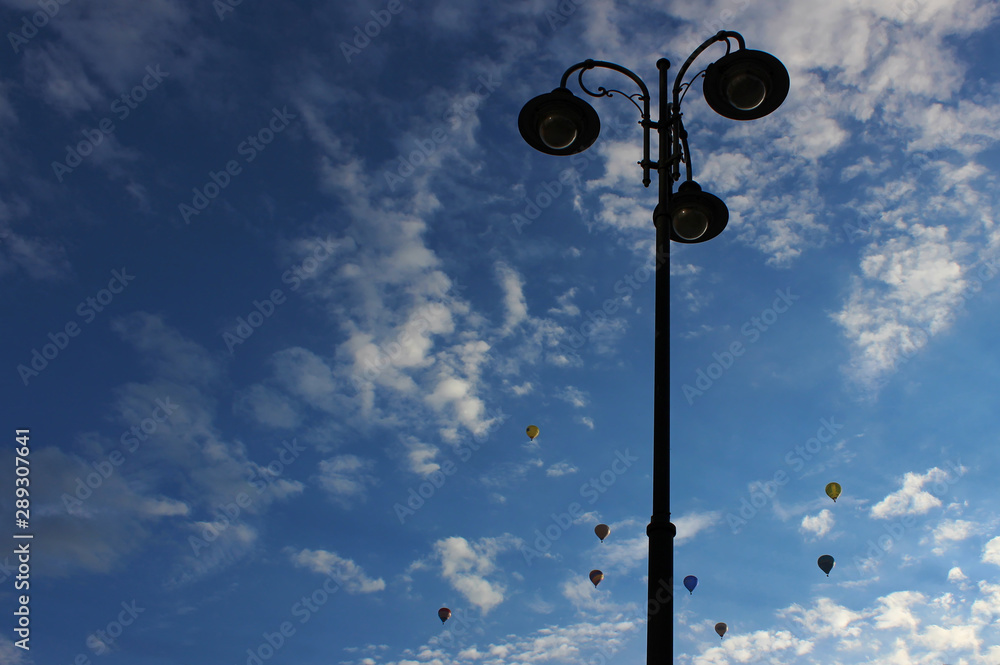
(425, 374, 493, 441)
(510, 381, 534, 396)
(31, 445, 191, 577)
(495, 261, 528, 334)
(32, 315, 308, 580)
(271, 347, 341, 411)
(801, 509, 835, 538)
(982, 536, 1000, 567)
(690, 626, 814, 665)
(927, 519, 977, 554)
(595, 533, 648, 573)
(0, 636, 26, 664)
(234, 384, 300, 429)
(548, 288, 580, 317)
(423, 618, 638, 665)
(870, 467, 955, 518)
(402, 437, 440, 477)
(674, 511, 721, 545)
(556, 385, 588, 408)
(434, 535, 520, 614)
(546, 461, 578, 477)
(23, 43, 103, 115)
(781, 597, 864, 640)
(586, 139, 644, 192)
(317, 455, 378, 506)
(0, 230, 73, 281)
(834, 223, 972, 392)
(110, 312, 221, 386)
(874, 590, 924, 632)
(287, 547, 386, 593)
(480, 458, 544, 488)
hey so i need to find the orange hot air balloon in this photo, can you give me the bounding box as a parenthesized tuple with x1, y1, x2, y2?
(595, 524, 610, 542)
(526, 425, 539, 440)
(438, 607, 451, 624)
(715, 622, 728, 639)
(589, 570, 604, 588)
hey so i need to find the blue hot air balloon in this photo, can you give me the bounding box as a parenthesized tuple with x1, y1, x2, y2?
(683, 575, 698, 595)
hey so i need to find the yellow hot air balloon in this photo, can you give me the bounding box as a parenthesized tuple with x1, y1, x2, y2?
(589, 570, 604, 588)
(825, 482, 842, 502)
(595, 524, 610, 542)
(526, 425, 539, 440)
(715, 622, 728, 639)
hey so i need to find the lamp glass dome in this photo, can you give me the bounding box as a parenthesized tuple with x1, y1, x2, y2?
(725, 72, 767, 111)
(672, 207, 709, 240)
(538, 113, 578, 150)
(665, 181, 729, 244)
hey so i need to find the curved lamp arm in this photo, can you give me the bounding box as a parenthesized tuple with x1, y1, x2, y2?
(670, 30, 745, 182)
(558, 60, 654, 187)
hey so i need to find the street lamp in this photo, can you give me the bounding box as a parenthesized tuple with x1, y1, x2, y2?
(517, 31, 788, 664)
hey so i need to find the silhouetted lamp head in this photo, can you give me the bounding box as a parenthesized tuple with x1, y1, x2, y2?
(518, 87, 600, 155)
(658, 180, 729, 243)
(703, 49, 789, 120)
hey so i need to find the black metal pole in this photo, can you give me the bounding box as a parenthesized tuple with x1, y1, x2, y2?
(647, 57, 674, 665)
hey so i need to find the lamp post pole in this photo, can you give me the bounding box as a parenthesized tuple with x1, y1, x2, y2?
(517, 32, 789, 664)
(648, 56, 675, 664)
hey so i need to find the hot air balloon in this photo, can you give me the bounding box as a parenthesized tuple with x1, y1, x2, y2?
(683, 575, 698, 595)
(818, 555, 835, 576)
(595, 524, 610, 542)
(526, 425, 539, 440)
(589, 570, 604, 588)
(438, 607, 451, 624)
(825, 482, 842, 502)
(715, 622, 727, 639)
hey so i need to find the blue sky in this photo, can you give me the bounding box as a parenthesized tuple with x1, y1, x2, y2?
(2, 0, 1000, 663)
